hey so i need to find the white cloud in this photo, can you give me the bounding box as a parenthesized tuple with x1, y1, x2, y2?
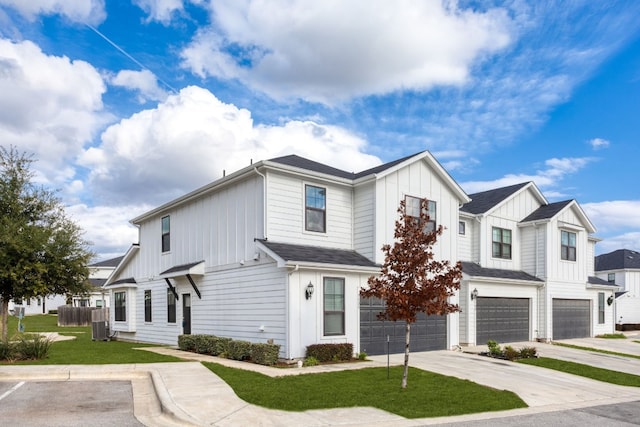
(134, 0, 184, 24)
(588, 137, 610, 150)
(0, 38, 108, 185)
(582, 200, 640, 233)
(0, 0, 106, 25)
(460, 157, 595, 195)
(80, 85, 381, 205)
(110, 69, 169, 103)
(180, 0, 512, 103)
(67, 203, 148, 258)
(595, 232, 640, 255)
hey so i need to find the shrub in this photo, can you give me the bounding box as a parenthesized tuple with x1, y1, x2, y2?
(193, 335, 217, 354)
(519, 346, 537, 359)
(303, 356, 319, 367)
(0, 340, 15, 361)
(226, 340, 252, 361)
(487, 340, 502, 357)
(358, 351, 367, 361)
(178, 335, 197, 352)
(250, 343, 280, 366)
(15, 334, 52, 360)
(213, 337, 232, 357)
(503, 345, 519, 361)
(306, 343, 353, 362)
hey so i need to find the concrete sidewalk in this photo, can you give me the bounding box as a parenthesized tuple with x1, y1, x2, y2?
(2, 342, 640, 426)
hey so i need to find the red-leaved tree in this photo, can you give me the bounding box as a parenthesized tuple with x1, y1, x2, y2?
(361, 198, 462, 388)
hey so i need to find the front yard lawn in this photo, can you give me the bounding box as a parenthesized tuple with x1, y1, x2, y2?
(203, 362, 527, 418)
(2, 315, 182, 365)
(518, 357, 640, 387)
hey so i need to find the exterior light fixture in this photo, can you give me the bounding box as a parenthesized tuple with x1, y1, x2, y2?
(607, 295, 614, 306)
(471, 288, 479, 300)
(305, 282, 314, 300)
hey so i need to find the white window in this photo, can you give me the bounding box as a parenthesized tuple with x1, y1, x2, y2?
(405, 195, 437, 233)
(492, 227, 512, 259)
(114, 291, 126, 321)
(561, 230, 576, 261)
(305, 185, 326, 233)
(323, 277, 345, 336)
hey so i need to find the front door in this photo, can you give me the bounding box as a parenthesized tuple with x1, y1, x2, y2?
(182, 294, 191, 335)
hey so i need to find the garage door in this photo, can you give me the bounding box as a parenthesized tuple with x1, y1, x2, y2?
(360, 297, 447, 355)
(553, 299, 590, 340)
(476, 297, 530, 344)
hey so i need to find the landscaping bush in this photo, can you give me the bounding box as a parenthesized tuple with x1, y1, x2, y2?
(193, 334, 217, 354)
(503, 345, 519, 361)
(0, 340, 15, 361)
(16, 334, 52, 360)
(226, 340, 252, 361)
(306, 343, 353, 362)
(213, 336, 232, 357)
(518, 346, 537, 359)
(250, 343, 280, 366)
(178, 334, 197, 352)
(487, 340, 502, 357)
(303, 356, 319, 367)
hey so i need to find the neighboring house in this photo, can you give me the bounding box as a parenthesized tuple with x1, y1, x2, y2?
(595, 249, 640, 326)
(458, 182, 618, 345)
(72, 256, 123, 308)
(105, 152, 617, 358)
(8, 294, 67, 316)
(105, 152, 470, 358)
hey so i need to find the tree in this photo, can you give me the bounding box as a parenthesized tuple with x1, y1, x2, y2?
(361, 198, 462, 388)
(0, 146, 93, 340)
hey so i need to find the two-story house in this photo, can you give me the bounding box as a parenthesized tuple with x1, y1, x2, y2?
(457, 182, 618, 345)
(595, 249, 640, 327)
(105, 151, 470, 359)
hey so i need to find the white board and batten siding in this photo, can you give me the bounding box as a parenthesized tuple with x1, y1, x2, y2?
(373, 160, 460, 265)
(266, 171, 354, 249)
(354, 182, 376, 260)
(546, 208, 589, 284)
(130, 175, 264, 281)
(457, 217, 473, 263)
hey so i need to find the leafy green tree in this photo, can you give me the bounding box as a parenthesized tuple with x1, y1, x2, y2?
(361, 198, 461, 389)
(0, 146, 93, 340)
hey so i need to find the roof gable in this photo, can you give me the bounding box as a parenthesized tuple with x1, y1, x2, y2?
(520, 200, 572, 222)
(460, 182, 534, 215)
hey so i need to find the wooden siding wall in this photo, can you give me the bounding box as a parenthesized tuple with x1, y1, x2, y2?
(374, 160, 459, 265)
(354, 182, 376, 259)
(457, 218, 472, 262)
(547, 208, 588, 283)
(266, 171, 354, 249)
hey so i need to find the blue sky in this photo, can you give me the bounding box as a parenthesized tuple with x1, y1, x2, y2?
(0, 0, 639, 260)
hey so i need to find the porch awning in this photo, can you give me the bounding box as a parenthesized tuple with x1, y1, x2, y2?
(160, 261, 205, 299)
(104, 277, 137, 289)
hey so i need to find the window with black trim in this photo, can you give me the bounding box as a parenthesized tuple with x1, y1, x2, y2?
(598, 292, 605, 324)
(161, 215, 170, 252)
(561, 230, 576, 261)
(405, 195, 437, 233)
(144, 290, 152, 322)
(114, 291, 126, 322)
(492, 227, 512, 259)
(167, 289, 176, 323)
(323, 277, 345, 336)
(607, 273, 615, 283)
(305, 185, 326, 233)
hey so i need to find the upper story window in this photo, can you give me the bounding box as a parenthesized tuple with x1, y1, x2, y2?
(459, 221, 466, 235)
(405, 195, 437, 233)
(607, 273, 615, 283)
(561, 230, 576, 261)
(161, 215, 171, 252)
(305, 185, 326, 233)
(492, 227, 512, 259)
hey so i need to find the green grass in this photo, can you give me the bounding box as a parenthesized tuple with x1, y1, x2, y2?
(2, 314, 182, 365)
(519, 357, 640, 387)
(595, 333, 627, 339)
(203, 362, 527, 418)
(554, 342, 640, 360)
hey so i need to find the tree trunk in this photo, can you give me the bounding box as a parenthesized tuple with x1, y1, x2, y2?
(1, 298, 8, 342)
(402, 321, 411, 389)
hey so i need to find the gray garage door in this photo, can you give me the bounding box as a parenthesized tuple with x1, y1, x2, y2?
(476, 297, 530, 344)
(553, 299, 590, 340)
(360, 297, 447, 355)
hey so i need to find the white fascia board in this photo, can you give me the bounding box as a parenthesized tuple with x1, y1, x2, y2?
(462, 274, 544, 287)
(255, 240, 287, 268)
(586, 283, 621, 291)
(284, 261, 381, 274)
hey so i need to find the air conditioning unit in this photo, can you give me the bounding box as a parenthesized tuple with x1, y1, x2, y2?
(92, 321, 109, 341)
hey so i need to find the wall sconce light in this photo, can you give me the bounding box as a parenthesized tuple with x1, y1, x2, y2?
(607, 295, 614, 306)
(471, 288, 479, 300)
(305, 282, 314, 300)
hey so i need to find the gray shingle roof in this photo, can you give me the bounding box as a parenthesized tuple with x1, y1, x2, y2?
(160, 261, 205, 276)
(461, 261, 543, 282)
(90, 255, 124, 268)
(595, 249, 640, 271)
(521, 200, 572, 223)
(460, 182, 529, 215)
(268, 152, 424, 181)
(258, 240, 379, 268)
(587, 276, 618, 287)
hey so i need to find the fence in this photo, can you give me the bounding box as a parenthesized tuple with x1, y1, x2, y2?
(57, 306, 109, 326)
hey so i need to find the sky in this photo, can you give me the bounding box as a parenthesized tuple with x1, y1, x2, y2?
(0, 0, 639, 261)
